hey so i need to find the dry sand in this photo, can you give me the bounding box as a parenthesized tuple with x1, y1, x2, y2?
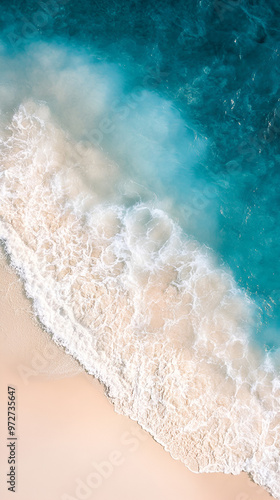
(0, 247, 273, 500)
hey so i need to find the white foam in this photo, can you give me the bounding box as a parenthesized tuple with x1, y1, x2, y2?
(0, 103, 279, 499)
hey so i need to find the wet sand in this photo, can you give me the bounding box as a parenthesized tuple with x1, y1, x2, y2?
(0, 248, 272, 500)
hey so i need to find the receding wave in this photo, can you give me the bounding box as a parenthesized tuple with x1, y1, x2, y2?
(0, 101, 279, 499)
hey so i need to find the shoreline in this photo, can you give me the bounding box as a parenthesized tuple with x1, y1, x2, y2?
(0, 247, 273, 500)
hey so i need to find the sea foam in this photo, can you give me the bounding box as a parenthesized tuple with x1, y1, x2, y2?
(0, 100, 279, 499)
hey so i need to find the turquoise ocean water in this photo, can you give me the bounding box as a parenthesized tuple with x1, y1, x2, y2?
(0, 1, 280, 497)
(2, 0, 280, 351)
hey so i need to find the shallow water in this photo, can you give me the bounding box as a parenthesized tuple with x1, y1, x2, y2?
(0, 1, 280, 498)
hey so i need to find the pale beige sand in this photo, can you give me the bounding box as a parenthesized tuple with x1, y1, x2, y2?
(0, 250, 272, 500)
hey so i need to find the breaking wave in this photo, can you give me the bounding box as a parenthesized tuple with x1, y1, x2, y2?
(0, 92, 279, 498)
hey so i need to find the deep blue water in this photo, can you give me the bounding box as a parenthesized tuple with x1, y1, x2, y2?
(1, 0, 280, 352)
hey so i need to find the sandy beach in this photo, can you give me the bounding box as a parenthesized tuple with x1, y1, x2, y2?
(0, 247, 273, 500)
